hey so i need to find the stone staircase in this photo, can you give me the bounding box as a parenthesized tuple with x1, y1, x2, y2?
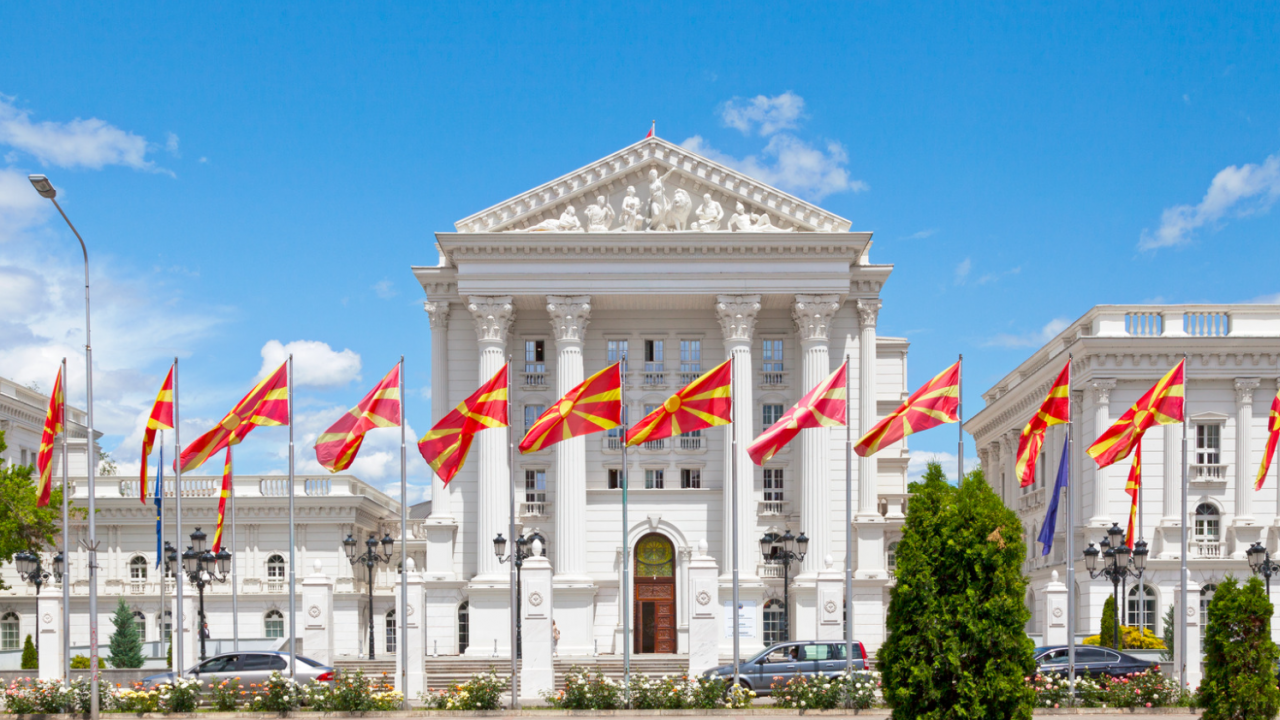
(335, 655, 693, 691)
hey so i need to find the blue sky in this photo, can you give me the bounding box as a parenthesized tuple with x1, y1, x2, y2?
(2, 2, 1278, 498)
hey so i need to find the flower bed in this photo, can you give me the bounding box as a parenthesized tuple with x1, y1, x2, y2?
(1029, 669, 1192, 709)
(421, 670, 508, 711)
(543, 667, 755, 710)
(771, 671, 878, 710)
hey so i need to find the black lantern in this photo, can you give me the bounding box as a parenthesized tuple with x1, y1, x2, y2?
(1083, 523, 1145, 651)
(175, 528, 231, 661)
(342, 534, 357, 560)
(1247, 541, 1280, 594)
(496, 531, 544, 660)
(346, 530, 395, 660)
(493, 533, 507, 559)
(759, 528, 808, 643)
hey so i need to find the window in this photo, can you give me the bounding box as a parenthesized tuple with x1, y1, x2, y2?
(606, 406, 629, 439)
(1194, 503, 1221, 542)
(458, 602, 470, 653)
(645, 469, 664, 489)
(161, 611, 172, 642)
(1127, 584, 1156, 634)
(680, 468, 701, 489)
(385, 610, 397, 653)
(524, 405, 546, 436)
(887, 541, 900, 577)
(264, 610, 284, 638)
(762, 599, 786, 645)
(1, 612, 18, 650)
(267, 555, 286, 580)
(524, 340, 546, 373)
(1035, 450, 1046, 489)
(762, 404, 785, 428)
(762, 339, 783, 372)
(608, 339, 629, 371)
(1200, 584, 1217, 643)
(130, 556, 148, 582)
(133, 611, 147, 640)
(20, 449, 29, 466)
(644, 339, 664, 366)
(679, 339, 701, 376)
(199, 655, 239, 673)
(241, 653, 286, 671)
(764, 468, 784, 502)
(1196, 424, 1221, 465)
(608, 468, 622, 490)
(525, 469, 547, 503)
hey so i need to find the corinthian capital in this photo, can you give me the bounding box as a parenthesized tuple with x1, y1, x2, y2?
(855, 299, 882, 329)
(793, 294, 842, 342)
(546, 295, 592, 344)
(716, 294, 761, 342)
(1090, 378, 1117, 406)
(424, 301, 451, 330)
(1235, 378, 1260, 405)
(467, 296, 515, 343)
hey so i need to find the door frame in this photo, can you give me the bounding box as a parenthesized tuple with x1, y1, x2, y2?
(633, 532, 677, 654)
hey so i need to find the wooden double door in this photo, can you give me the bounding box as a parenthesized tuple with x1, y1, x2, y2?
(634, 533, 677, 654)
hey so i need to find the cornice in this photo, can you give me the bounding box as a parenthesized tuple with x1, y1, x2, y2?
(433, 233, 871, 265)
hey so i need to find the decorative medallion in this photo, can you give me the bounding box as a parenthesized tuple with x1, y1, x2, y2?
(696, 590, 711, 606)
(43, 613, 53, 624)
(528, 591, 544, 607)
(824, 600, 838, 614)
(1052, 607, 1064, 619)
(1187, 606, 1196, 618)
(308, 605, 321, 618)
(407, 604, 415, 616)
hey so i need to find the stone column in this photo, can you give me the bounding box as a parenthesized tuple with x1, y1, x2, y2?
(716, 295, 761, 580)
(172, 592, 197, 673)
(1088, 379, 1117, 527)
(424, 301, 453, 520)
(519, 544, 554, 699)
(547, 296, 592, 580)
(37, 592, 63, 679)
(814, 555, 844, 641)
(469, 296, 515, 581)
(855, 299, 881, 519)
(1159, 423, 1183, 560)
(395, 558, 426, 701)
(1042, 570, 1069, 645)
(1234, 378, 1261, 558)
(301, 560, 334, 666)
(686, 540, 720, 676)
(793, 294, 841, 576)
(1176, 575, 1203, 690)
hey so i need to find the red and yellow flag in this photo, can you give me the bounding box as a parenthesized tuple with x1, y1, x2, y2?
(314, 364, 401, 473)
(520, 363, 621, 454)
(1256, 386, 1280, 490)
(1087, 360, 1185, 469)
(180, 362, 290, 473)
(35, 368, 65, 508)
(211, 449, 232, 553)
(626, 359, 732, 447)
(1015, 361, 1071, 487)
(140, 366, 175, 503)
(748, 361, 847, 465)
(855, 360, 960, 457)
(417, 364, 509, 485)
(1124, 444, 1142, 549)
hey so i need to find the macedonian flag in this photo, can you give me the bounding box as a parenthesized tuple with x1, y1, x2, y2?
(1015, 361, 1071, 487)
(855, 360, 960, 457)
(748, 361, 847, 465)
(211, 448, 233, 553)
(140, 365, 175, 503)
(626, 359, 732, 447)
(1255, 385, 1280, 490)
(180, 362, 290, 473)
(1124, 444, 1142, 549)
(35, 367, 65, 508)
(1087, 359, 1184, 469)
(520, 363, 621, 453)
(314, 363, 402, 472)
(417, 364, 509, 485)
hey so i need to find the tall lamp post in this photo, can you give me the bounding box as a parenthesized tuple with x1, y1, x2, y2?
(1247, 542, 1280, 594)
(14, 551, 60, 654)
(166, 528, 230, 661)
(1083, 523, 1148, 649)
(759, 530, 808, 643)
(343, 533, 394, 660)
(495, 533, 545, 659)
(29, 174, 99, 718)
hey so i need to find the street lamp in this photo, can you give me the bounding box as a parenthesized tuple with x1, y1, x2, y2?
(344, 532, 394, 660)
(496, 532, 545, 659)
(166, 528, 229, 661)
(30, 173, 99, 718)
(14, 551, 57, 655)
(759, 529, 808, 642)
(1083, 523, 1148, 649)
(1247, 542, 1280, 594)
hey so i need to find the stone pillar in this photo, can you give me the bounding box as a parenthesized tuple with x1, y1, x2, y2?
(1233, 379, 1262, 557)
(716, 295, 761, 580)
(468, 296, 514, 581)
(1088, 379, 1117, 527)
(172, 592, 197, 673)
(1175, 575, 1203, 690)
(519, 544, 554, 700)
(855, 299, 881, 519)
(1042, 570, 1069, 646)
(1159, 423, 1183, 560)
(37, 592, 63, 679)
(301, 560, 334, 667)
(687, 540, 720, 676)
(793, 295, 841, 576)
(425, 301, 453, 520)
(814, 555, 844, 641)
(395, 558, 426, 702)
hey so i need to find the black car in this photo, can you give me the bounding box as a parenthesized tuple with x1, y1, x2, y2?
(702, 640, 868, 694)
(1034, 645, 1158, 678)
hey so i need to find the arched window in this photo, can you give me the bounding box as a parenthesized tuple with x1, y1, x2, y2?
(160, 611, 172, 642)
(385, 609, 397, 653)
(132, 611, 147, 640)
(130, 556, 148, 582)
(1127, 584, 1156, 634)
(264, 610, 284, 638)
(762, 599, 786, 646)
(457, 602, 469, 654)
(266, 555, 285, 589)
(1194, 504, 1221, 541)
(1, 612, 18, 650)
(887, 542, 900, 578)
(1200, 584, 1217, 643)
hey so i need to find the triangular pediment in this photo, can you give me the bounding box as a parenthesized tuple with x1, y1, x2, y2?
(453, 136, 851, 234)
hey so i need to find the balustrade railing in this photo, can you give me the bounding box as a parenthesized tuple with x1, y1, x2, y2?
(1191, 464, 1228, 481)
(260, 478, 289, 496)
(760, 371, 787, 387)
(677, 434, 704, 450)
(1191, 540, 1223, 559)
(304, 479, 331, 496)
(1184, 311, 1230, 337)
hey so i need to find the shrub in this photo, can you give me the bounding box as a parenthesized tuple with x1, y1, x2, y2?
(159, 676, 201, 713)
(628, 673, 688, 709)
(543, 666, 623, 709)
(20, 635, 37, 670)
(423, 669, 507, 710)
(247, 671, 303, 712)
(771, 672, 876, 710)
(1198, 575, 1280, 720)
(3, 678, 71, 714)
(543, 669, 751, 710)
(70, 653, 105, 669)
(305, 669, 402, 711)
(1029, 670, 1189, 709)
(66, 678, 112, 713)
(1161, 603, 1177, 661)
(207, 676, 242, 711)
(107, 597, 145, 669)
(1099, 595, 1118, 649)
(1084, 624, 1165, 650)
(112, 682, 161, 713)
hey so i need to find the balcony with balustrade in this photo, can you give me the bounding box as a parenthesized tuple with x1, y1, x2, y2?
(759, 370, 788, 389)
(1191, 540, 1225, 559)
(758, 499, 791, 518)
(1190, 464, 1229, 485)
(640, 363, 668, 389)
(112, 474, 396, 511)
(675, 433, 705, 452)
(521, 364, 549, 391)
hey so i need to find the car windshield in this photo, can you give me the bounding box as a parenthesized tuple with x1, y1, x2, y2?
(296, 655, 324, 668)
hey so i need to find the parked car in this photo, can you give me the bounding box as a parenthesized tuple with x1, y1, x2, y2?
(1033, 645, 1158, 678)
(141, 651, 334, 689)
(702, 640, 868, 694)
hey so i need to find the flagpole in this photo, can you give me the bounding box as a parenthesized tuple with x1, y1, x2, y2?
(157, 432, 165, 666)
(620, 357, 631, 705)
(398, 357, 409, 706)
(173, 357, 185, 679)
(1179, 354, 1189, 691)
(731, 356, 741, 693)
(287, 354, 297, 679)
(60, 358, 71, 684)
(957, 354, 964, 482)
(1066, 354, 1076, 703)
(507, 357, 519, 710)
(844, 356, 854, 690)
(230, 444, 238, 652)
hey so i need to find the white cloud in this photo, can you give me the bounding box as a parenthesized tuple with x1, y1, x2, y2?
(954, 257, 972, 284)
(0, 95, 159, 171)
(902, 229, 937, 240)
(258, 340, 361, 389)
(984, 317, 1071, 348)
(165, 132, 180, 157)
(682, 134, 866, 201)
(1140, 153, 1280, 250)
(1249, 292, 1280, 304)
(720, 92, 806, 136)
(372, 279, 397, 299)
(976, 266, 1021, 286)
(907, 451, 979, 483)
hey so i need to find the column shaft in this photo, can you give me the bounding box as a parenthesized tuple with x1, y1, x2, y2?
(1088, 380, 1116, 526)
(1235, 379, 1259, 521)
(794, 295, 841, 575)
(717, 295, 761, 579)
(425, 302, 452, 520)
(469, 296, 514, 581)
(548, 296, 591, 579)
(855, 300, 881, 518)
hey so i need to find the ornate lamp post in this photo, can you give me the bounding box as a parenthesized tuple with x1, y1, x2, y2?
(1247, 542, 1280, 594)
(759, 530, 808, 643)
(495, 533, 544, 659)
(1083, 523, 1147, 649)
(165, 528, 230, 661)
(344, 532, 394, 660)
(14, 551, 59, 654)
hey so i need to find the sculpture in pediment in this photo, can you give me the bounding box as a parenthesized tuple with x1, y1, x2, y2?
(667, 188, 693, 231)
(583, 195, 616, 232)
(519, 206, 583, 232)
(620, 186, 644, 232)
(646, 167, 678, 230)
(694, 193, 724, 231)
(728, 202, 792, 232)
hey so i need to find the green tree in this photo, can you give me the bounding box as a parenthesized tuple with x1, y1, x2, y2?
(107, 597, 145, 668)
(1199, 575, 1280, 720)
(1160, 603, 1176, 661)
(879, 463, 1034, 720)
(0, 431, 70, 591)
(1099, 595, 1118, 649)
(166, 634, 173, 669)
(21, 634, 37, 669)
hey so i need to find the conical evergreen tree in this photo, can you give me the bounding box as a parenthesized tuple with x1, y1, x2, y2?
(879, 463, 1034, 720)
(1199, 575, 1280, 720)
(21, 634, 37, 669)
(107, 597, 145, 668)
(1099, 595, 1118, 649)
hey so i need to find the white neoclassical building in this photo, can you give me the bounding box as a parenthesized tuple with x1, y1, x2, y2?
(966, 304, 1280, 679)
